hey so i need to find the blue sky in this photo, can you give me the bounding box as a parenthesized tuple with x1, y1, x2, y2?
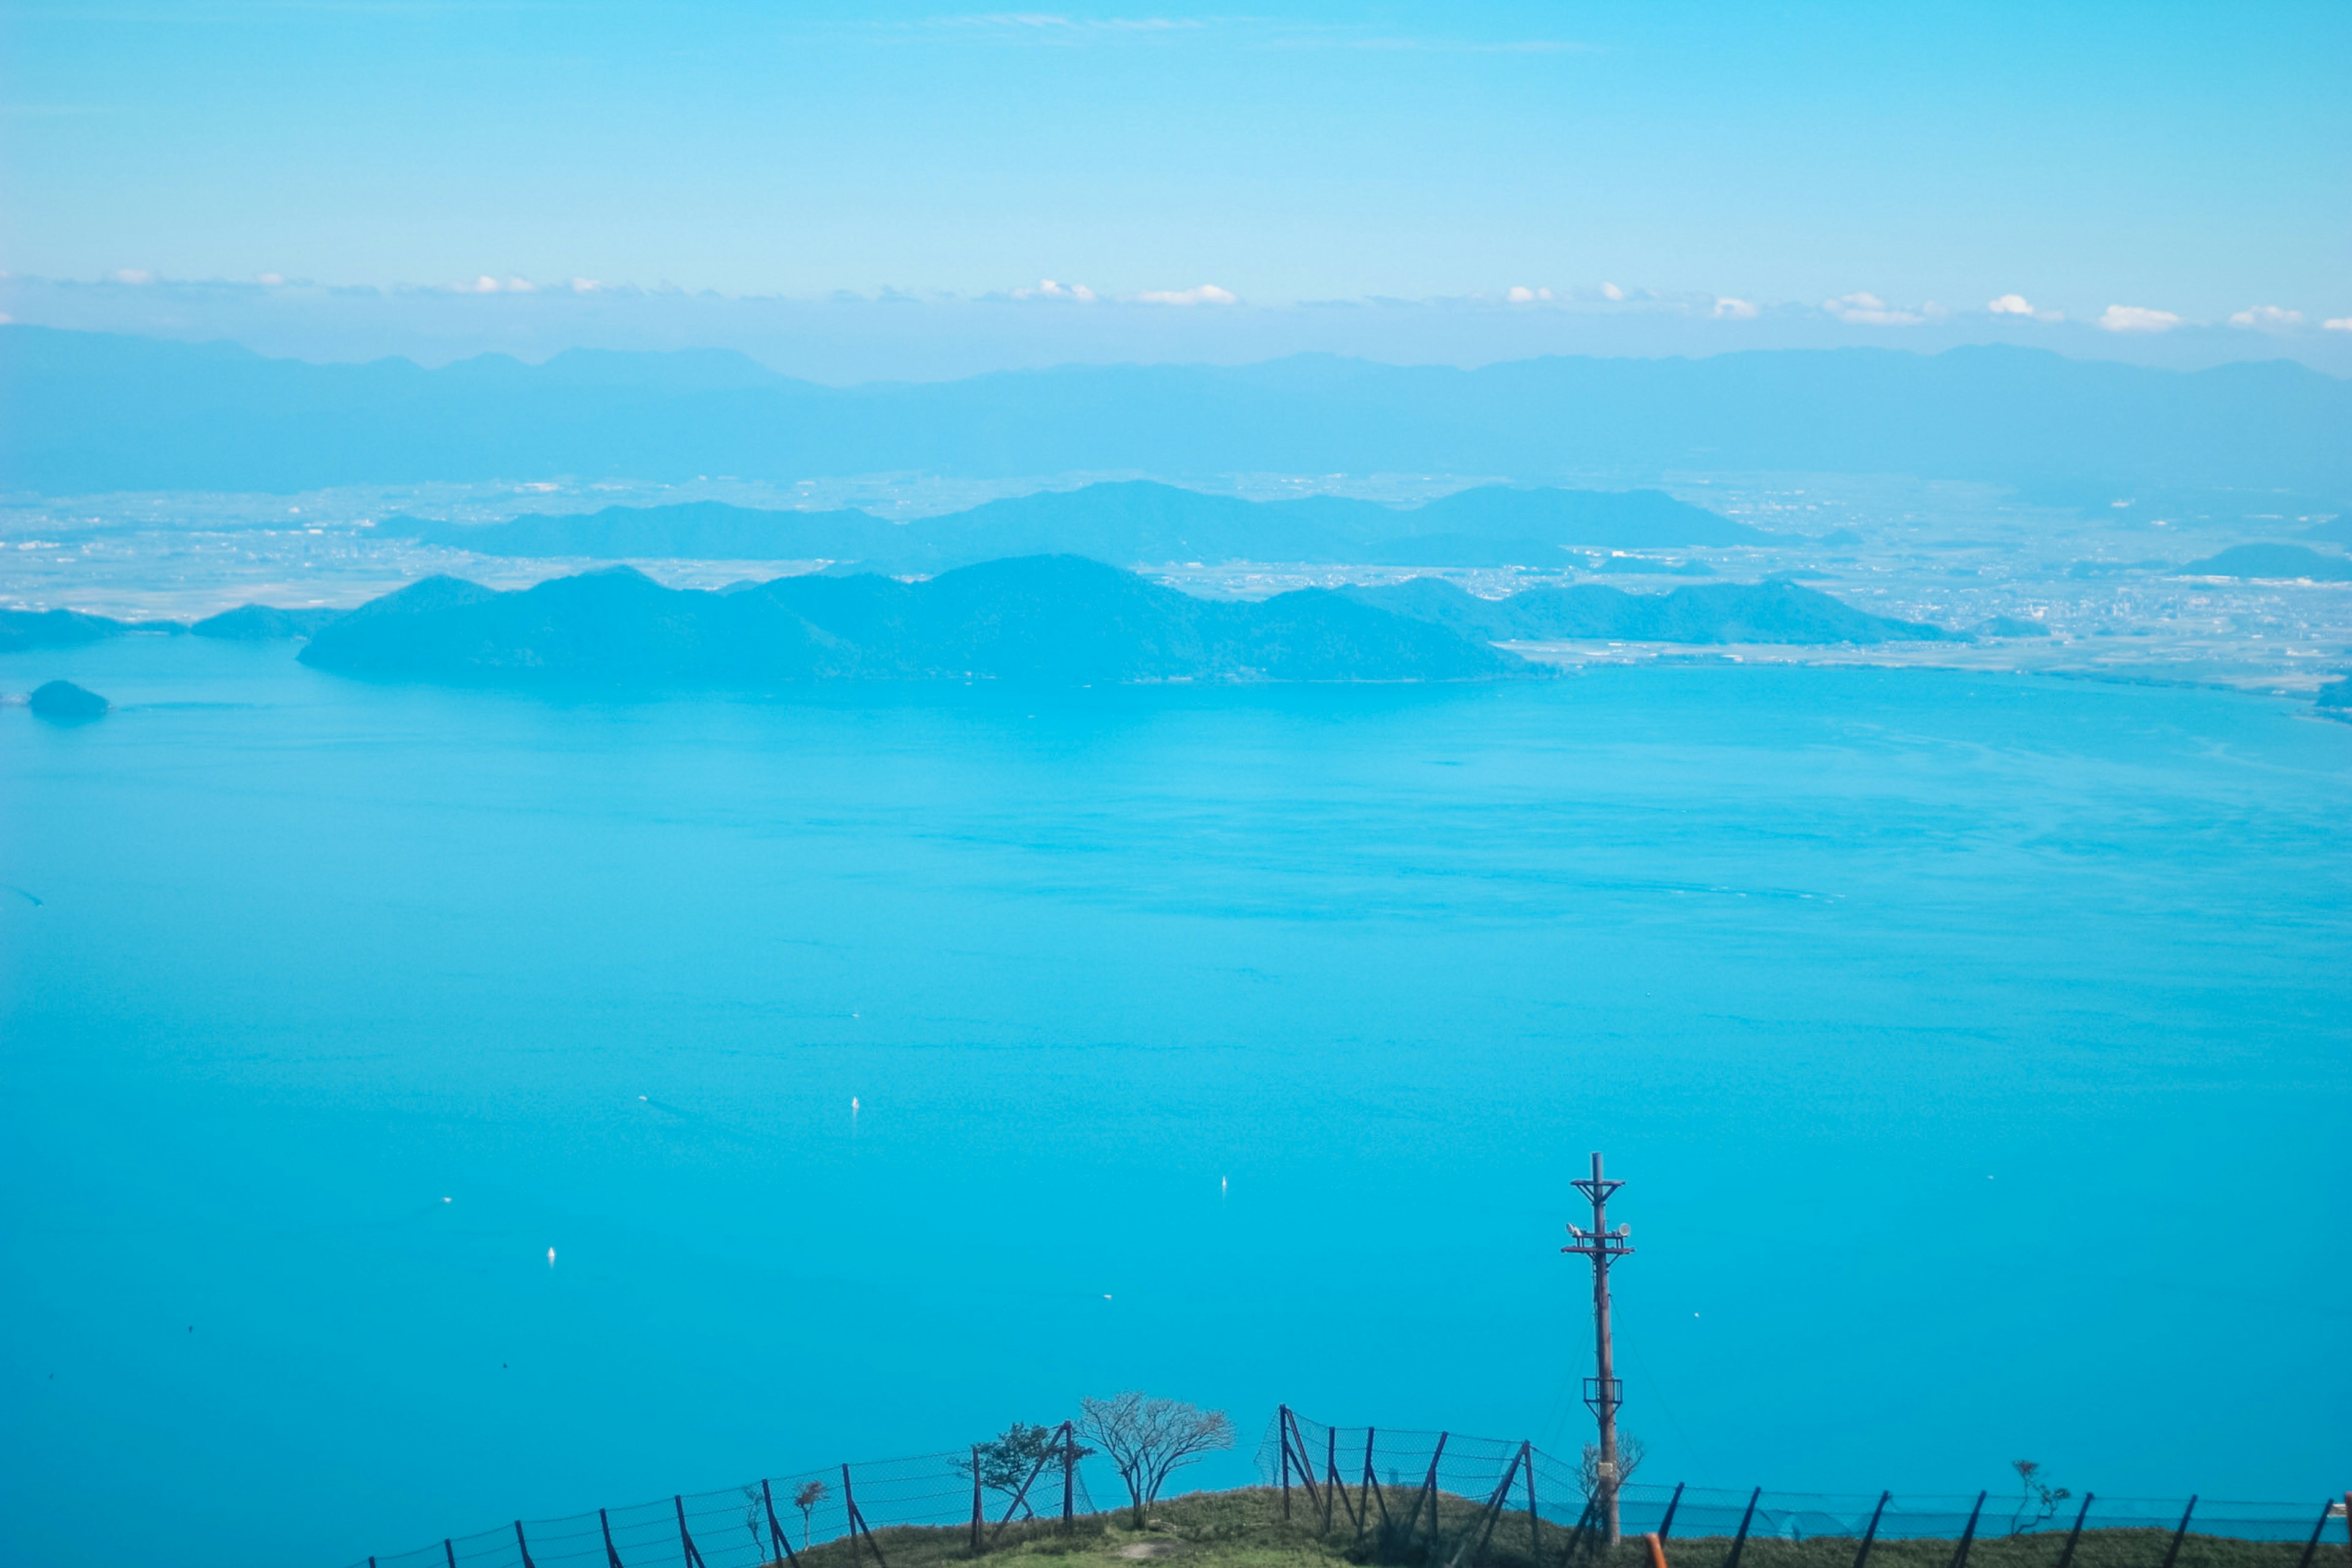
(2, 1, 2346, 369)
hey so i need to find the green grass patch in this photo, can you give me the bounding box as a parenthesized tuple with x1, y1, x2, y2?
(771, 1488, 2329, 1568)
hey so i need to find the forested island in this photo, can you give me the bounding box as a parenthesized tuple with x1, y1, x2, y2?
(292, 556, 1959, 685)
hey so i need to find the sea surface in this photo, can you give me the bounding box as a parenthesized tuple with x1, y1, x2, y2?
(2, 639, 2347, 1568)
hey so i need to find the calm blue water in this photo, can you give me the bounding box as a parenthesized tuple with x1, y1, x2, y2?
(3, 640, 2347, 1568)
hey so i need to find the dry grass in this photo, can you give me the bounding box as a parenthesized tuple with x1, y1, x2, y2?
(766, 1487, 2329, 1568)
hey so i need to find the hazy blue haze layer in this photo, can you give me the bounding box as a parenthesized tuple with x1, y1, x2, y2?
(7, 328, 2348, 497)
(2, 640, 2347, 1568)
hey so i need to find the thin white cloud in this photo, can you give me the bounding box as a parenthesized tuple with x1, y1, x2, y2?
(1310, 36, 1590, 52)
(933, 13, 1204, 37)
(1823, 291, 1923, 326)
(112, 268, 154, 285)
(2227, 304, 2304, 330)
(2098, 304, 2180, 333)
(1134, 283, 1237, 306)
(1504, 285, 1553, 304)
(570, 277, 603, 293)
(1599, 282, 1626, 301)
(1711, 296, 1758, 320)
(2326, 317, 2352, 333)
(1012, 278, 1098, 302)
(257, 271, 285, 287)
(1986, 293, 2063, 322)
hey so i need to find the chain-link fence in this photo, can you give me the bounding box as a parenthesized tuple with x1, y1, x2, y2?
(1259, 1411, 2348, 1568)
(353, 1434, 1099, 1568)
(349, 1408, 2346, 1568)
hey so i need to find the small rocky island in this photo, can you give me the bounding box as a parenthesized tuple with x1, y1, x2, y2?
(29, 679, 110, 720)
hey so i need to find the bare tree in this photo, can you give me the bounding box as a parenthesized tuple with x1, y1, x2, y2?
(1078, 1392, 1235, 1528)
(793, 1480, 829, 1550)
(2009, 1461, 2070, 1536)
(1577, 1435, 1645, 1504)
(743, 1487, 769, 1564)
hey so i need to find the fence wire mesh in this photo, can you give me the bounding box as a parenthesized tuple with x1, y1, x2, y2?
(352, 1445, 1099, 1568)
(352, 1409, 2343, 1568)
(1259, 1411, 2347, 1568)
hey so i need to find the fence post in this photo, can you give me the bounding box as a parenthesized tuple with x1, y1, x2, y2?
(2293, 1500, 2334, 1568)
(516, 1520, 538, 1568)
(843, 1465, 888, 1568)
(1659, 1484, 1687, 1540)
(1412, 1434, 1450, 1551)
(1525, 1442, 1540, 1560)
(1452, 1442, 1528, 1568)
(602, 1507, 627, 1568)
(1284, 1409, 1324, 1523)
(1562, 1498, 1597, 1567)
(1280, 1406, 1292, 1521)
(843, 1467, 860, 1568)
(445, 1540, 457, 1568)
(2054, 1493, 2094, 1568)
(1724, 1489, 1762, 1568)
(1365, 1429, 1390, 1539)
(2160, 1498, 2197, 1568)
(1947, 1492, 1986, 1568)
(970, 1447, 984, 1553)
(1063, 1423, 1076, 1526)
(677, 1496, 708, 1568)
(1850, 1492, 1890, 1568)
(990, 1432, 1061, 1535)
(761, 1480, 801, 1568)
(1326, 1427, 1338, 1532)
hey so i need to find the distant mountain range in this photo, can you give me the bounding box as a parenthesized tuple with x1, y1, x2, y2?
(5, 324, 2346, 496)
(376, 480, 1762, 569)
(1341, 576, 1953, 644)
(284, 557, 1963, 685)
(1, 602, 331, 650)
(1, 606, 181, 652)
(2176, 542, 2352, 581)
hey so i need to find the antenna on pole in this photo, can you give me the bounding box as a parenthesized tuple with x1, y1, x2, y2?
(1563, 1150, 1634, 1546)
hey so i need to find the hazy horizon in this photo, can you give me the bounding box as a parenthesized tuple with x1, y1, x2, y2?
(4, 6, 2347, 1567)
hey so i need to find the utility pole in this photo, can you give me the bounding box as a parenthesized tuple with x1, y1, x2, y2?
(1563, 1151, 1634, 1546)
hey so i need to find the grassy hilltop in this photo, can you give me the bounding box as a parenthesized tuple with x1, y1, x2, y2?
(785, 1487, 2322, 1568)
